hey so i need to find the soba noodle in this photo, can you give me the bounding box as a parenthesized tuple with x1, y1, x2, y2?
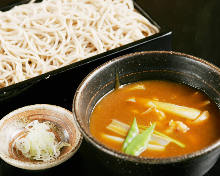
(0, 0, 159, 88)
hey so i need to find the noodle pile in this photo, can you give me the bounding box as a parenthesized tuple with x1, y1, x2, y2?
(0, 0, 159, 88)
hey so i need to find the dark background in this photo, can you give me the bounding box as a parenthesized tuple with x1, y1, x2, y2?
(0, 0, 220, 175)
(135, 0, 220, 67)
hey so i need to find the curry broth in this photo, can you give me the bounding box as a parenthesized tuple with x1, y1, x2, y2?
(90, 80, 220, 158)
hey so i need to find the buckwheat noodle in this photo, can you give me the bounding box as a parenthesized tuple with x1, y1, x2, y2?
(0, 0, 159, 88)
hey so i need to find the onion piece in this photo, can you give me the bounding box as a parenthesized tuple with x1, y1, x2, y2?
(141, 106, 154, 115)
(101, 134, 124, 143)
(126, 97, 136, 102)
(101, 134, 165, 151)
(129, 84, 146, 90)
(148, 144, 165, 151)
(138, 98, 201, 120)
(193, 111, 209, 123)
(106, 119, 129, 136)
(154, 131, 185, 148)
(150, 134, 170, 146)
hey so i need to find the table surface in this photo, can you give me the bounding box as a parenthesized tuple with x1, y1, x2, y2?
(1, 0, 220, 175)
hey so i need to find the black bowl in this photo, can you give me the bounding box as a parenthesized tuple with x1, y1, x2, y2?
(73, 51, 220, 176)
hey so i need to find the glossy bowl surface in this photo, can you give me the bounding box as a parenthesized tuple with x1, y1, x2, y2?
(0, 104, 82, 170)
(73, 51, 220, 176)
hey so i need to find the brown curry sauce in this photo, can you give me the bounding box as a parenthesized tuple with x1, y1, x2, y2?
(90, 80, 220, 158)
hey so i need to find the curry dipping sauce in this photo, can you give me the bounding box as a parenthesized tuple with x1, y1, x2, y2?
(90, 80, 220, 158)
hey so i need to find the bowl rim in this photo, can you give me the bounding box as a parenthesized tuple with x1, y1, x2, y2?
(0, 104, 83, 170)
(73, 50, 220, 164)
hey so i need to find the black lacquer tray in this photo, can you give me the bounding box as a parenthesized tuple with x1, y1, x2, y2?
(0, 0, 171, 111)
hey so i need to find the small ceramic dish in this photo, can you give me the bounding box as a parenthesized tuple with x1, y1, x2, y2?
(73, 51, 220, 176)
(0, 104, 82, 170)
